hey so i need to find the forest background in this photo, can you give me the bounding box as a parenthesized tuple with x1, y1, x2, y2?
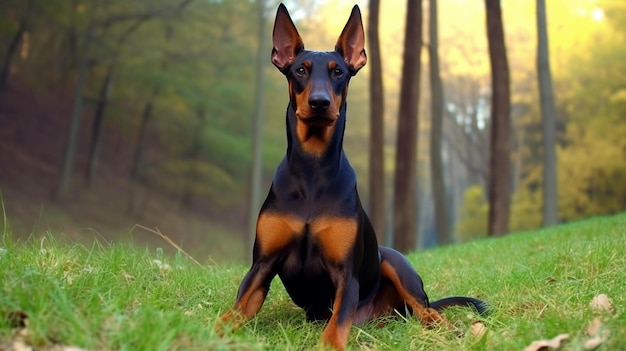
(0, 0, 624, 263)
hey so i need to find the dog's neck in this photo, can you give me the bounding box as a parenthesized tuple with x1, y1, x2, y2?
(285, 102, 347, 174)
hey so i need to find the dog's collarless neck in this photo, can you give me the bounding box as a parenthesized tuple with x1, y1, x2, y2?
(285, 103, 346, 163)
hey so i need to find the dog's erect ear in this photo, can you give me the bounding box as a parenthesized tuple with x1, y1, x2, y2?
(335, 5, 367, 75)
(271, 3, 304, 71)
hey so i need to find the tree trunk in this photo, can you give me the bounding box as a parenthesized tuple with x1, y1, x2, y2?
(180, 107, 205, 209)
(367, 0, 386, 244)
(0, 0, 34, 94)
(127, 87, 158, 213)
(428, 0, 450, 245)
(393, 0, 423, 253)
(55, 34, 94, 198)
(485, 0, 511, 236)
(536, 0, 558, 226)
(55, 1, 101, 199)
(130, 89, 158, 185)
(85, 64, 115, 184)
(246, 0, 267, 262)
(511, 123, 525, 193)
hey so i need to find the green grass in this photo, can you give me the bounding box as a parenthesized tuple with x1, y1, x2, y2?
(1, 213, 625, 350)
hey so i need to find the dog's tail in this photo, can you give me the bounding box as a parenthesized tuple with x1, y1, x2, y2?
(430, 296, 489, 315)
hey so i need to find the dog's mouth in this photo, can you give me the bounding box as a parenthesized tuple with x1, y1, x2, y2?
(297, 114, 338, 127)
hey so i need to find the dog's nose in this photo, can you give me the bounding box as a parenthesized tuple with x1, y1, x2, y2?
(308, 93, 331, 112)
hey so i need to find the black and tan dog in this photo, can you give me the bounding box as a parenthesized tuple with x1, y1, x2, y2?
(217, 4, 487, 350)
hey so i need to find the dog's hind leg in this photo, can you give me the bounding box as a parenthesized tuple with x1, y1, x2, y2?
(376, 246, 451, 326)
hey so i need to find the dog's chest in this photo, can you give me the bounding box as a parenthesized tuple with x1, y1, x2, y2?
(270, 157, 358, 219)
(277, 232, 336, 309)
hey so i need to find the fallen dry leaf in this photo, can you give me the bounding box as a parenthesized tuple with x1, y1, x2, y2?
(585, 317, 603, 336)
(50, 347, 89, 351)
(4, 337, 88, 351)
(589, 294, 615, 314)
(8, 339, 33, 351)
(470, 321, 487, 337)
(4, 310, 88, 351)
(584, 335, 605, 350)
(524, 333, 569, 351)
(583, 316, 610, 350)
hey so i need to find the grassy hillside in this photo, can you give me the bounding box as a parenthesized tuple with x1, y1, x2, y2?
(1, 213, 624, 350)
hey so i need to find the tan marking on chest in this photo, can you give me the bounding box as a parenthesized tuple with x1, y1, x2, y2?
(310, 217, 358, 262)
(256, 212, 305, 255)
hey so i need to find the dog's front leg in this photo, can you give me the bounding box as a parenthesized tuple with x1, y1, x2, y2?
(310, 217, 360, 350)
(216, 260, 276, 333)
(320, 270, 359, 351)
(218, 211, 304, 333)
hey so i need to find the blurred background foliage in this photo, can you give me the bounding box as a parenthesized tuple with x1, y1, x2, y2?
(0, 0, 624, 262)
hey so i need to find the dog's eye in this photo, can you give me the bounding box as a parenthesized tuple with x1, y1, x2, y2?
(332, 68, 344, 78)
(295, 66, 306, 76)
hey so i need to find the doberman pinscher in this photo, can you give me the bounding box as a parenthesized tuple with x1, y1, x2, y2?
(217, 4, 487, 350)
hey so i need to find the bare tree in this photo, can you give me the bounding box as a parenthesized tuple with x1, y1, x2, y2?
(127, 86, 159, 213)
(85, 64, 115, 183)
(536, 0, 558, 226)
(85, 16, 156, 184)
(55, 2, 99, 199)
(0, 0, 34, 94)
(393, 0, 423, 252)
(428, 0, 450, 245)
(485, 0, 511, 236)
(367, 0, 385, 244)
(246, 0, 268, 262)
(180, 106, 207, 208)
(56, 0, 194, 199)
(443, 76, 489, 186)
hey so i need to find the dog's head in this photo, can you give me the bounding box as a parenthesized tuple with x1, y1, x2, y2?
(271, 4, 366, 156)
